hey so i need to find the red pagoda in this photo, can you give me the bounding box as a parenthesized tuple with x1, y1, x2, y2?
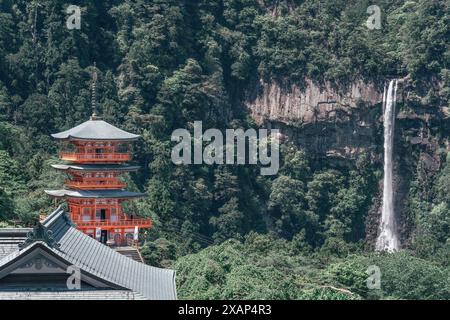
(45, 68, 152, 246)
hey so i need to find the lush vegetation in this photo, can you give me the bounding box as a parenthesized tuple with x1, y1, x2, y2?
(175, 234, 450, 299)
(0, 0, 449, 299)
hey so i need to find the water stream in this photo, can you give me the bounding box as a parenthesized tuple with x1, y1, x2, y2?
(376, 79, 400, 252)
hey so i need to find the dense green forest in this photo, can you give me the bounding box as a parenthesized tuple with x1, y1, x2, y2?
(0, 0, 449, 299)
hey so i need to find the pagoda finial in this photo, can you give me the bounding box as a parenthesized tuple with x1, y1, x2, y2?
(90, 62, 101, 120)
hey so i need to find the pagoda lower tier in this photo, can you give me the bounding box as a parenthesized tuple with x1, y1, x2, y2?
(44, 188, 152, 245)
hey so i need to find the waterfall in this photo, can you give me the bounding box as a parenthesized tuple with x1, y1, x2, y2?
(376, 79, 400, 252)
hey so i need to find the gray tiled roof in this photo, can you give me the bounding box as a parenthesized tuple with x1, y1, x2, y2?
(44, 189, 145, 199)
(51, 119, 140, 141)
(0, 207, 177, 300)
(0, 290, 146, 300)
(51, 164, 140, 172)
(0, 228, 30, 259)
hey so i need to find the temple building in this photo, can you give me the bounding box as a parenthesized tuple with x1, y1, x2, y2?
(0, 207, 176, 299)
(44, 113, 152, 246)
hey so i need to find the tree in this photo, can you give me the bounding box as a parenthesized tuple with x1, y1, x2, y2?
(268, 175, 313, 239)
(0, 188, 14, 221)
(210, 197, 244, 242)
(141, 238, 177, 268)
(279, 144, 311, 181)
(0, 150, 27, 196)
(306, 170, 344, 222)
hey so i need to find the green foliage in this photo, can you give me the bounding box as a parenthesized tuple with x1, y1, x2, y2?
(326, 252, 450, 300)
(373, 252, 450, 300)
(0, 188, 14, 220)
(0, 0, 448, 300)
(141, 238, 177, 268)
(175, 236, 331, 300)
(175, 234, 450, 300)
(268, 175, 310, 239)
(326, 255, 372, 297)
(0, 149, 27, 197)
(409, 153, 450, 265)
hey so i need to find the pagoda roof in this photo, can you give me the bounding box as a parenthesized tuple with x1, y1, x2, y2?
(51, 119, 140, 141)
(51, 164, 140, 172)
(0, 206, 177, 300)
(44, 189, 145, 199)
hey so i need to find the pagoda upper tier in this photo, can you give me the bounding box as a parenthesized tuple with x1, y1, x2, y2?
(51, 116, 140, 141)
(53, 116, 140, 163)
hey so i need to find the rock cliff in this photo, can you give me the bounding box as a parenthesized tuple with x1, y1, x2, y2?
(246, 79, 384, 160)
(247, 79, 383, 125)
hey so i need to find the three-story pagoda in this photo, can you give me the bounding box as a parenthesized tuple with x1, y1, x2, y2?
(45, 67, 151, 246)
(45, 113, 152, 245)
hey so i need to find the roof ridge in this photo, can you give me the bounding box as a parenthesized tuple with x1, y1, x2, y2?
(0, 228, 32, 234)
(41, 205, 67, 228)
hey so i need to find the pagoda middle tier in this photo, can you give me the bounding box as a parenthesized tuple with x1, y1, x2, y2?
(51, 164, 141, 189)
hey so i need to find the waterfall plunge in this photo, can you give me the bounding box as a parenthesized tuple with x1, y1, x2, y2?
(376, 79, 400, 252)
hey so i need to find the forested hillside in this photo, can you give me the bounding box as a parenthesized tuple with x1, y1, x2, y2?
(0, 0, 449, 299)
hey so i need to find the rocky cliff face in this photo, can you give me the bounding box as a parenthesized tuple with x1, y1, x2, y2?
(246, 79, 384, 161)
(247, 79, 383, 125)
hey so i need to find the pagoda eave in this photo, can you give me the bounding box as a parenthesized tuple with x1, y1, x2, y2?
(54, 136, 140, 142)
(51, 164, 140, 172)
(74, 219, 152, 230)
(44, 189, 145, 199)
(51, 119, 140, 141)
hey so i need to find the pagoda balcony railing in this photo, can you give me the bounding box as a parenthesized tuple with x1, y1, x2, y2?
(65, 179, 127, 189)
(73, 218, 152, 229)
(60, 152, 131, 162)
